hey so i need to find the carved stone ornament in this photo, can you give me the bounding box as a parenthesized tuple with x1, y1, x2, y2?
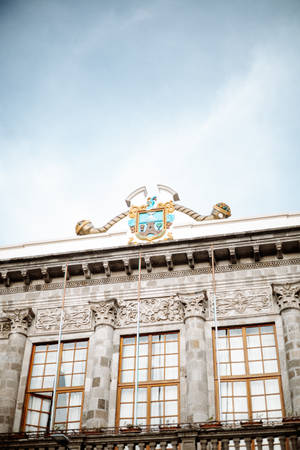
(90, 299, 119, 328)
(177, 291, 208, 320)
(272, 282, 300, 312)
(3, 308, 35, 335)
(211, 289, 272, 317)
(116, 296, 184, 327)
(0, 318, 11, 339)
(35, 306, 91, 332)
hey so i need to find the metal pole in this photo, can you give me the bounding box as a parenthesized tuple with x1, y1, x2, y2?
(211, 245, 222, 421)
(49, 264, 68, 431)
(134, 252, 142, 426)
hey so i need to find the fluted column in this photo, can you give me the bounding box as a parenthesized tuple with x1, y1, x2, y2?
(84, 299, 118, 428)
(273, 282, 300, 415)
(0, 308, 34, 432)
(179, 291, 209, 422)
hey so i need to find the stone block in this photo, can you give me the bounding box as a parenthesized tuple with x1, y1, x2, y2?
(92, 377, 100, 387)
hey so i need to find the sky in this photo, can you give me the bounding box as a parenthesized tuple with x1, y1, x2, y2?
(0, 0, 300, 246)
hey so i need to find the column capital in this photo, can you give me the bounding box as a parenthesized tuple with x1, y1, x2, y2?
(3, 307, 35, 335)
(272, 281, 300, 312)
(178, 291, 208, 320)
(89, 299, 119, 329)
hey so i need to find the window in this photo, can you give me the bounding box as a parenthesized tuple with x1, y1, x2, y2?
(213, 324, 284, 423)
(117, 333, 180, 427)
(22, 340, 88, 432)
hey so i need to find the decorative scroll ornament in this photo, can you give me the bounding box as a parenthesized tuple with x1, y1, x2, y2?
(116, 296, 184, 326)
(3, 308, 35, 335)
(272, 282, 300, 312)
(177, 291, 208, 320)
(35, 306, 91, 332)
(90, 299, 119, 328)
(211, 289, 272, 317)
(75, 184, 231, 236)
(128, 197, 175, 243)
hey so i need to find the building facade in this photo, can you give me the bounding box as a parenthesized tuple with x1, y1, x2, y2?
(0, 199, 299, 449)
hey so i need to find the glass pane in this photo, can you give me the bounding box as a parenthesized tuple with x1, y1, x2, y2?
(250, 380, 264, 395)
(217, 329, 227, 337)
(123, 337, 135, 345)
(218, 350, 229, 362)
(165, 401, 178, 415)
(264, 360, 278, 373)
(75, 349, 87, 360)
(166, 333, 178, 341)
(249, 361, 263, 374)
(138, 357, 148, 369)
(39, 412, 49, 427)
(230, 337, 243, 348)
(231, 363, 245, 375)
(120, 403, 133, 418)
(152, 343, 164, 354)
(68, 406, 81, 421)
(26, 410, 39, 426)
(70, 392, 82, 406)
(61, 362, 73, 374)
(33, 353, 46, 364)
(219, 364, 231, 376)
(36, 345, 47, 352)
(30, 377, 42, 389)
(137, 402, 147, 417)
(72, 373, 84, 386)
(262, 347, 276, 359)
(121, 389, 133, 403)
(230, 328, 242, 336)
(62, 350, 73, 362)
(151, 417, 163, 425)
(45, 364, 56, 375)
(247, 335, 260, 347)
(265, 379, 279, 394)
(151, 386, 164, 401)
(152, 335, 163, 342)
(246, 327, 259, 335)
(151, 401, 163, 416)
(122, 358, 135, 370)
(165, 367, 178, 379)
(222, 397, 233, 412)
(165, 354, 178, 367)
(234, 382, 247, 396)
(32, 365, 44, 376)
(231, 349, 244, 362)
(261, 335, 275, 346)
(55, 408, 67, 422)
(123, 345, 134, 357)
(166, 342, 178, 353)
(248, 348, 262, 361)
(252, 396, 266, 411)
(137, 388, 147, 402)
(266, 395, 281, 410)
(64, 342, 75, 350)
(165, 385, 177, 400)
(76, 341, 87, 348)
(68, 421, 80, 430)
(138, 369, 147, 382)
(46, 352, 57, 363)
(59, 374, 71, 387)
(57, 393, 69, 407)
(74, 361, 86, 373)
(43, 376, 54, 388)
(152, 368, 164, 380)
(217, 339, 229, 349)
(29, 396, 41, 410)
(152, 355, 164, 367)
(48, 344, 58, 351)
(234, 397, 248, 412)
(221, 382, 232, 396)
(42, 398, 51, 412)
(138, 344, 148, 356)
(261, 326, 273, 334)
(137, 418, 147, 425)
(121, 371, 134, 382)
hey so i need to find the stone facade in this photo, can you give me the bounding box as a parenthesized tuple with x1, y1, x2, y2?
(0, 213, 299, 435)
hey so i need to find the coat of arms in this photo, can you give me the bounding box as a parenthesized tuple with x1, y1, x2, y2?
(128, 196, 175, 243)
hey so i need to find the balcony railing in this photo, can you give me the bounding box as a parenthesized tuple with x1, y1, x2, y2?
(0, 420, 299, 450)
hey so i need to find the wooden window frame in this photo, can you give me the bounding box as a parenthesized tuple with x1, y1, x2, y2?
(213, 324, 285, 422)
(116, 332, 180, 427)
(21, 339, 89, 432)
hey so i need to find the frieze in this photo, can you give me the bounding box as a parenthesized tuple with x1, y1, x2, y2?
(35, 306, 91, 332)
(116, 296, 184, 326)
(210, 289, 272, 317)
(272, 281, 300, 312)
(0, 258, 299, 295)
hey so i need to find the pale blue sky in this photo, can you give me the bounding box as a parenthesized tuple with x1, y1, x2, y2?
(0, 0, 299, 245)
